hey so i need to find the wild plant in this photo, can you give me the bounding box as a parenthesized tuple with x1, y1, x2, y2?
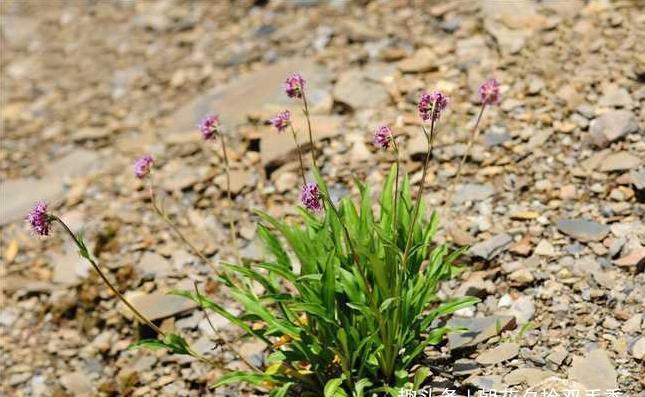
(27, 73, 501, 396)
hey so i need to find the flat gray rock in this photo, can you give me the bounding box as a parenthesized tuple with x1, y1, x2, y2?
(476, 342, 519, 365)
(599, 151, 642, 172)
(589, 110, 638, 147)
(333, 69, 390, 109)
(557, 219, 610, 242)
(1, 178, 65, 226)
(163, 58, 331, 135)
(568, 349, 617, 390)
(447, 315, 515, 351)
(453, 183, 495, 204)
(464, 375, 506, 391)
(124, 292, 198, 321)
(469, 233, 512, 260)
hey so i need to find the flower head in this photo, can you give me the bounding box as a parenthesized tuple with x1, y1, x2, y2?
(134, 154, 154, 179)
(198, 114, 220, 140)
(27, 201, 51, 236)
(418, 91, 449, 122)
(284, 73, 305, 99)
(270, 110, 291, 133)
(479, 79, 501, 105)
(373, 125, 393, 150)
(299, 182, 323, 213)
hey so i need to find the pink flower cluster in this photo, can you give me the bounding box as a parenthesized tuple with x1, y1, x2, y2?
(418, 91, 449, 122)
(198, 114, 220, 140)
(299, 182, 322, 213)
(479, 78, 501, 105)
(283, 73, 305, 99)
(270, 110, 291, 133)
(27, 201, 51, 236)
(134, 155, 154, 179)
(373, 125, 393, 150)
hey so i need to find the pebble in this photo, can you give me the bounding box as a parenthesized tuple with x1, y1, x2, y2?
(447, 315, 515, 350)
(589, 110, 638, 147)
(599, 151, 642, 172)
(469, 233, 513, 260)
(556, 219, 610, 242)
(568, 349, 617, 390)
(476, 342, 519, 365)
(453, 183, 495, 204)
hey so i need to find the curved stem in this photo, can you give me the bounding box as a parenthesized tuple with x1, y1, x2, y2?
(219, 134, 242, 264)
(443, 103, 487, 209)
(289, 123, 307, 186)
(53, 217, 165, 337)
(147, 181, 218, 273)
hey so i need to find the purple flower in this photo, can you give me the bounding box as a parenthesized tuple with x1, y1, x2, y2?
(134, 155, 154, 179)
(284, 73, 305, 99)
(27, 201, 51, 236)
(198, 114, 220, 140)
(479, 79, 501, 105)
(270, 110, 291, 133)
(418, 91, 449, 122)
(373, 125, 393, 149)
(299, 182, 323, 213)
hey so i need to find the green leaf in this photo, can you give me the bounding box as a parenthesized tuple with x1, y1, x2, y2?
(412, 367, 431, 390)
(127, 338, 169, 351)
(270, 383, 293, 397)
(324, 378, 348, 397)
(127, 333, 191, 356)
(212, 371, 287, 388)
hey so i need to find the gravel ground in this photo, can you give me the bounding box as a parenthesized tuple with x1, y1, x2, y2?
(1, 1, 643, 396)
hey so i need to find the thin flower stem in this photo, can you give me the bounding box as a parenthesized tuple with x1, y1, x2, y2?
(444, 103, 487, 210)
(391, 137, 401, 244)
(218, 134, 242, 264)
(147, 181, 218, 273)
(289, 123, 307, 186)
(402, 116, 436, 266)
(52, 217, 165, 337)
(193, 281, 260, 372)
(301, 91, 318, 171)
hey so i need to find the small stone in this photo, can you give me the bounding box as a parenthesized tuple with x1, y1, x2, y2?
(546, 348, 568, 367)
(469, 233, 513, 260)
(396, 48, 436, 73)
(509, 235, 532, 256)
(464, 375, 506, 391)
(137, 251, 172, 278)
(447, 315, 515, 351)
(631, 337, 645, 360)
(333, 69, 390, 109)
(476, 342, 519, 365)
(589, 110, 638, 147)
(556, 219, 610, 242)
(597, 84, 633, 108)
(559, 185, 577, 200)
(505, 368, 558, 387)
(622, 314, 642, 334)
(498, 294, 535, 324)
(60, 372, 93, 397)
(453, 183, 495, 204)
(568, 349, 617, 390)
(511, 211, 539, 220)
(534, 240, 556, 256)
(123, 292, 198, 321)
(508, 268, 534, 286)
(599, 151, 642, 172)
(602, 317, 620, 330)
(452, 358, 480, 377)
